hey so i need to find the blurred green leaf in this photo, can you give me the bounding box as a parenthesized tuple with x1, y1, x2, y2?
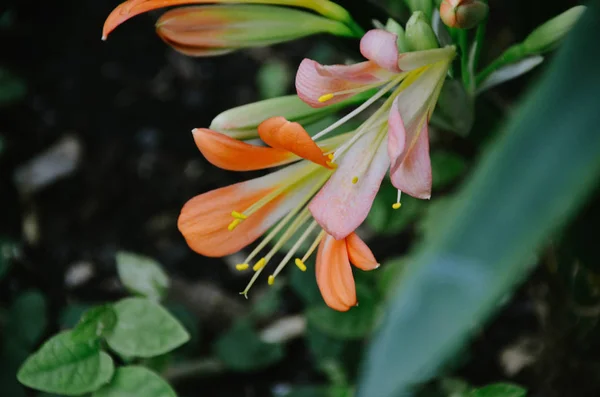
(431, 151, 468, 189)
(281, 386, 353, 397)
(358, 4, 600, 397)
(0, 68, 26, 105)
(432, 79, 474, 136)
(469, 383, 526, 397)
(214, 319, 284, 371)
(92, 366, 176, 397)
(290, 259, 322, 305)
(377, 256, 410, 297)
(6, 290, 47, 348)
(106, 298, 189, 358)
(72, 305, 117, 343)
(306, 324, 347, 364)
(416, 196, 456, 238)
(165, 303, 201, 352)
(367, 185, 424, 235)
(116, 251, 169, 301)
(60, 303, 93, 329)
(0, 238, 17, 280)
(306, 284, 379, 339)
(17, 331, 114, 395)
(257, 60, 292, 99)
(476, 56, 544, 95)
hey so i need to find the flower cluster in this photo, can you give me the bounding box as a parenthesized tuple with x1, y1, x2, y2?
(103, 0, 457, 311)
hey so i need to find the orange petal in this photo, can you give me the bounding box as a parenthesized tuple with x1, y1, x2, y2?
(346, 233, 379, 271)
(178, 162, 311, 257)
(258, 117, 330, 168)
(193, 128, 296, 171)
(315, 234, 357, 311)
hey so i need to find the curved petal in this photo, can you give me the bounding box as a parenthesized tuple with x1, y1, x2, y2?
(316, 234, 356, 311)
(178, 161, 313, 256)
(346, 233, 379, 271)
(387, 96, 407, 170)
(310, 128, 390, 240)
(360, 29, 400, 73)
(193, 128, 296, 171)
(296, 58, 393, 108)
(258, 117, 330, 168)
(396, 46, 456, 72)
(390, 121, 432, 199)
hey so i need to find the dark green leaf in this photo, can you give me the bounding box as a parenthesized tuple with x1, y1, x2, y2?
(290, 260, 322, 305)
(306, 285, 380, 339)
(358, 5, 600, 397)
(106, 298, 189, 358)
(92, 366, 176, 397)
(60, 303, 93, 329)
(6, 290, 47, 348)
(469, 383, 526, 397)
(116, 251, 169, 301)
(432, 79, 474, 136)
(377, 257, 410, 297)
(257, 60, 292, 99)
(72, 305, 117, 343)
(0, 68, 26, 105)
(0, 238, 18, 280)
(214, 320, 284, 371)
(17, 331, 114, 395)
(431, 151, 468, 189)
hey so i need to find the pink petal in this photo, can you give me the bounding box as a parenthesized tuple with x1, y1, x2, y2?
(309, 129, 389, 239)
(390, 121, 432, 199)
(295, 58, 393, 108)
(387, 96, 407, 170)
(360, 29, 400, 73)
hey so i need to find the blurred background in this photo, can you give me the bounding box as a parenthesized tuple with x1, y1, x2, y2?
(1, 0, 596, 396)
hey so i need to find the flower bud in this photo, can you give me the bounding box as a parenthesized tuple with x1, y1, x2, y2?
(156, 5, 354, 57)
(210, 94, 366, 139)
(405, 11, 439, 51)
(440, 0, 489, 30)
(404, 0, 434, 21)
(523, 6, 586, 54)
(384, 18, 410, 53)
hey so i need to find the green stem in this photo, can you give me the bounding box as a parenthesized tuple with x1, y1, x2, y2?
(459, 30, 471, 90)
(164, 357, 225, 382)
(472, 0, 489, 72)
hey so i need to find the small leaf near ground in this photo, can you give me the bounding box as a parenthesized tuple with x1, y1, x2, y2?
(72, 305, 118, 342)
(214, 319, 284, 371)
(116, 251, 169, 301)
(6, 290, 47, 348)
(469, 383, 527, 397)
(106, 298, 189, 358)
(92, 366, 176, 397)
(17, 331, 114, 395)
(306, 284, 380, 340)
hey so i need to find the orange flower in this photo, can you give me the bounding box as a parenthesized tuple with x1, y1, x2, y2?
(179, 118, 378, 311)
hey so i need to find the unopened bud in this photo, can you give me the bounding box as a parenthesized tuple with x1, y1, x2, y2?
(440, 0, 489, 30)
(385, 18, 410, 53)
(405, 11, 439, 51)
(523, 6, 586, 54)
(404, 0, 434, 21)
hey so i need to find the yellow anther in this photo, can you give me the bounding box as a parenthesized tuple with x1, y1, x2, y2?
(318, 93, 334, 103)
(252, 258, 267, 271)
(294, 258, 307, 272)
(327, 153, 334, 160)
(228, 219, 242, 231)
(326, 161, 338, 169)
(268, 275, 275, 285)
(352, 176, 359, 184)
(235, 263, 249, 271)
(231, 211, 247, 220)
(392, 203, 402, 210)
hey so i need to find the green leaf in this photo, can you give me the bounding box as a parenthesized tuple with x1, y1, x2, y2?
(431, 151, 468, 189)
(306, 284, 379, 339)
(357, 5, 600, 397)
(106, 298, 189, 358)
(469, 383, 526, 397)
(367, 185, 424, 235)
(116, 251, 169, 300)
(476, 56, 544, 95)
(282, 386, 353, 397)
(214, 320, 284, 371)
(290, 262, 323, 305)
(17, 331, 114, 395)
(376, 257, 410, 297)
(0, 68, 26, 105)
(60, 303, 93, 329)
(72, 305, 118, 342)
(92, 366, 176, 397)
(432, 79, 474, 136)
(6, 290, 47, 348)
(0, 238, 17, 280)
